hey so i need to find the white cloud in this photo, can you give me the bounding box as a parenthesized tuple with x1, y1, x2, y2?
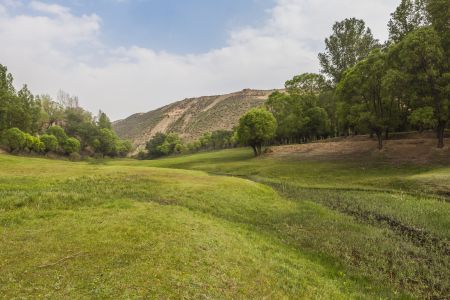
(0, 0, 398, 120)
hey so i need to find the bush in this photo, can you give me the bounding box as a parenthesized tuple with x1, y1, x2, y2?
(40, 134, 58, 152)
(3, 128, 26, 152)
(115, 140, 132, 157)
(63, 137, 81, 154)
(29, 136, 44, 153)
(69, 152, 81, 161)
(23, 133, 34, 152)
(137, 150, 147, 160)
(46, 125, 68, 144)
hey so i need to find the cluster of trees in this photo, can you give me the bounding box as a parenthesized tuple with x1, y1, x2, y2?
(2, 126, 81, 155)
(144, 130, 237, 158)
(262, 0, 449, 150)
(0, 65, 131, 158)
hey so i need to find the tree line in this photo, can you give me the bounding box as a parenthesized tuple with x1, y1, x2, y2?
(141, 0, 450, 159)
(142, 130, 237, 159)
(0, 66, 131, 158)
(238, 0, 449, 155)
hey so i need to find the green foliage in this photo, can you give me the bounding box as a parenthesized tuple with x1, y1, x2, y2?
(145, 132, 168, 158)
(0, 65, 41, 134)
(237, 108, 277, 156)
(388, 0, 429, 43)
(388, 26, 449, 147)
(408, 107, 437, 132)
(0, 68, 130, 157)
(337, 49, 397, 148)
(96, 128, 118, 156)
(115, 140, 132, 157)
(285, 73, 329, 95)
(211, 130, 234, 149)
(97, 110, 112, 129)
(46, 125, 68, 144)
(63, 137, 81, 154)
(30, 136, 44, 153)
(2, 128, 26, 152)
(158, 133, 183, 155)
(40, 134, 58, 153)
(427, 0, 450, 55)
(37, 95, 64, 131)
(267, 74, 333, 143)
(318, 18, 380, 84)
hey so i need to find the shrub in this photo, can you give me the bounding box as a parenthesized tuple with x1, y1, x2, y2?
(115, 140, 132, 157)
(23, 133, 34, 152)
(46, 126, 68, 144)
(40, 134, 58, 152)
(69, 152, 81, 161)
(137, 151, 147, 160)
(27, 136, 44, 153)
(3, 128, 26, 152)
(63, 137, 81, 154)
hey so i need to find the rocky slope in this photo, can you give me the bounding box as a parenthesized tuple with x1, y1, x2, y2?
(113, 89, 279, 150)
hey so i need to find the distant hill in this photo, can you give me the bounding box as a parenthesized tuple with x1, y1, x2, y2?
(113, 89, 280, 151)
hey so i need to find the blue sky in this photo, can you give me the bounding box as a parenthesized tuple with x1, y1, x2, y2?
(26, 0, 275, 53)
(0, 0, 398, 120)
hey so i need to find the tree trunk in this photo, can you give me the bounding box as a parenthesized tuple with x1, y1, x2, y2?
(257, 144, 262, 156)
(251, 144, 258, 157)
(376, 131, 383, 150)
(437, 122, 445, 148)
(385, 129, 389, 140)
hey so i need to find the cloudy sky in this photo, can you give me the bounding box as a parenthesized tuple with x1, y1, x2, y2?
(0, 0, 399, 120)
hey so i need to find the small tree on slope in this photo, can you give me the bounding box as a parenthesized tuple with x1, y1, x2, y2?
(237, 108, 277, 156)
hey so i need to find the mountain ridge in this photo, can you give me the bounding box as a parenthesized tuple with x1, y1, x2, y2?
(113, 88, 281, 151)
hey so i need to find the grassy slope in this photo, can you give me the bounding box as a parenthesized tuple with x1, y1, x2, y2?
(0, 149, 449, 298)
(112, 148, 450, 298)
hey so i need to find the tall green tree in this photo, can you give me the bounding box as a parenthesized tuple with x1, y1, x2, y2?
(97, 110, 112, 129)
(237, 108, 277, 156)
(318, 18, 379, 84)
(338, 49, 398, 149)
(37, 95, 64, 131)
(388, 0, 429, 43)
(285, 73, 329, 95)
(389, 27, 449, 148)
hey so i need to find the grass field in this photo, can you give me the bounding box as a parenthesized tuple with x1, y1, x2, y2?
(1, 146, 449, 299)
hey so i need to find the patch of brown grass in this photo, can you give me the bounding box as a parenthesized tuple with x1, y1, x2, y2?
(269, 137, 450, 164)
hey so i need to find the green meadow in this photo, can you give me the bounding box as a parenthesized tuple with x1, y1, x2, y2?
(0, 149, 449, 299)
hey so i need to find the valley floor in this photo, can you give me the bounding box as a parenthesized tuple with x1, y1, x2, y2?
(0, 139, 449, 299)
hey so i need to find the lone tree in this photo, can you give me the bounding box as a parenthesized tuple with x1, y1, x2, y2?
(237, 108, 277, 156)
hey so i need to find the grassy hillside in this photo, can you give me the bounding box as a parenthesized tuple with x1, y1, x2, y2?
(112, 89, 278, 150)
(1, 141, 449, 298)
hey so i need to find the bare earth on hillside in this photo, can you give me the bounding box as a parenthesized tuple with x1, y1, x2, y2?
(113, 89, 282, 152)
(269, 137, 450, 164)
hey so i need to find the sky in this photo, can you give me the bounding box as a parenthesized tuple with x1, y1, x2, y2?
(0, 0, 399, 120)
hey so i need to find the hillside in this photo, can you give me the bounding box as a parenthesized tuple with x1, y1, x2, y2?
(113, 89, 279, 150)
